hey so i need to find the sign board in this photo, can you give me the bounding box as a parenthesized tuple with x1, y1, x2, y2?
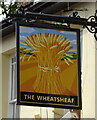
(17, 22, 82, 109)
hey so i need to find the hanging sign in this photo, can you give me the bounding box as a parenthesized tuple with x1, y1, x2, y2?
(17, 22, 82, 109)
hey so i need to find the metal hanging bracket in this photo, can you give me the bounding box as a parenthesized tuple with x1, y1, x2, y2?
(8, 10, 97, 41)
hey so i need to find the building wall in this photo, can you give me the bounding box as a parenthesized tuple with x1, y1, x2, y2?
(1, 33, 16, 118)
(2, 54, 10, 118)
(95, 1, 97, 119)
(20, 107, 54, 119)
(54, 2, 96, 119)
(0, 34, 2, 119)
(96, 40, 97, 120)
(1, 2, 96, 119)
(71, 3, 95, 118)
(82, 29, 95, 118)
(2, 33, 16, 54)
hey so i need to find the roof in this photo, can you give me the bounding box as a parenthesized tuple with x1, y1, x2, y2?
(0, 2, 77, 37)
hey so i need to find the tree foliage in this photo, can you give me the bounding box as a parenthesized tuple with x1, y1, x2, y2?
(0, 1, 19, 18)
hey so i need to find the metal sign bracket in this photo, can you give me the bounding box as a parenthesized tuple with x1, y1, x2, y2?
(8, 10, 97, 41)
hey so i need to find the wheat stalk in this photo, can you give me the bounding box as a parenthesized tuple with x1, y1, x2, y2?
(20, 33, 74, 94)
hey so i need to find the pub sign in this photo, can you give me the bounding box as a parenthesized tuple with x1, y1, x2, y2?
(16, 22, 82, 109)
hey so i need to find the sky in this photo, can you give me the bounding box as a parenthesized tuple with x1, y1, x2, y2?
(19, 26, 78, 51)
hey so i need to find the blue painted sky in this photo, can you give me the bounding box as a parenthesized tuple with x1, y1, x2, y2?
(19, 26, 77, 51)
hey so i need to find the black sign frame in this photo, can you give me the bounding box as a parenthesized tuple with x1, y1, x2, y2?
(16, 21, 82, 109)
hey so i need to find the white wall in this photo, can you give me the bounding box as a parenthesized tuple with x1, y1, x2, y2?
(20, 106, 54, 119)
(95, 41, 97, 120)
(2, 33, 16, 54)
(82, 29, 95, 118)
(0, 53, 2, 119)
(0, 34, 2, 119)
(60, 2, 96, 118)
(2, 54, 10, 118)
(75, 3, 95, 118)
(1, 33, 16, 118)
(95, 1, 97, 119)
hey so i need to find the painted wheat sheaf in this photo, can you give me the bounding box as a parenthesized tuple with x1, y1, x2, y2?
(20, 33, 74, 94)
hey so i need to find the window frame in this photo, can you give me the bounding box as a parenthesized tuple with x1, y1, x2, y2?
(8, 54, 20, 118)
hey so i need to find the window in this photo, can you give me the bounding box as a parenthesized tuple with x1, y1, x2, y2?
(8, 55, 20, 118)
